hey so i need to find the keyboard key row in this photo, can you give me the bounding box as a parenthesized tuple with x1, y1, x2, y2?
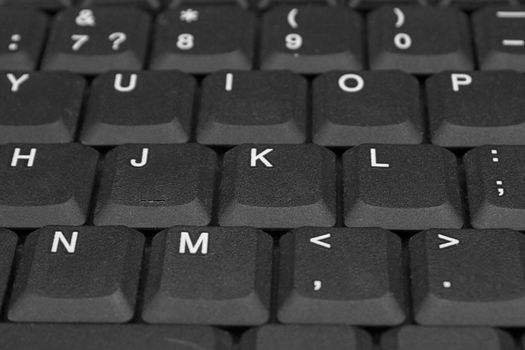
(4, 226, 525, 327)
(5, 70, 525, 147)
(2, 143, 525, 230)
(3, 5, 525, 73)
(0, 324, 515, 350)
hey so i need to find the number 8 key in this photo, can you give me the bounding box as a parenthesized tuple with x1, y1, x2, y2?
(42, 7, 150, 74)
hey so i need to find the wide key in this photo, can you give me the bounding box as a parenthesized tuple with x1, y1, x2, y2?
(42, 7, 150, 74)
(142, 226, 272, 325)
(8, 226, 144, 323)
(197, 71, 307, 145)
(474, 6, 525, 71)
(343, 144, 464, 230)
(241, 325, 373, 350)
(410, 229, 525, 326)
(95, 144, 217, 228)
(0, 8, 48, 70)
(0, 325, 232, 350)
(464, 145, 525, 229)
(219, 144, 337, 229)
(260, 6, 363, 73)
(278, 227, 406, 325)
(313, 71, 423, 146)
(81, 71, 196, 145)
(150, 6, 255, 73)
(0, 72, 85, 143)
(0, 144, 98, 228)
(368, 6, 473, 74)
(382, 326, 514, 350)
(428, 72, 525, 147)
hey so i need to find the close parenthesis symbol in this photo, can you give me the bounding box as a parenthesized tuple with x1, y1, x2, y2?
(288, 8, 299, 29)
(394, 7, 405, 28)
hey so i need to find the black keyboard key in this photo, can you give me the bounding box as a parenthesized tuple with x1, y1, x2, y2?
(79, 0, 162, 9)
(8, 226, 144, 322)
(143, 226, 272, 325)
(428, 72, 525, 147)
(0, 8, 48, 70)
(278, 227, 406, 325)
(313, 71, 423, 146)
(219, 144, 336, 229)
(42, 7, 150, 74)
(2, 0, 73, 9)
(464, 145, 525, 229)
(410, 229, 525, 326)
(382, 326, 514, 350)
(95, 144, 217, 228)
(343, 144, 464, 230)
(0, 144, 98, 228)
(368, 6, 473, 74)
(0, 72, 85, 144)
(0, 324, 233, 350)
(0, 229, 17, 307)
(260, 6, 363, 73)
(241, 325, 373, 350)
(197, 71, 307, 145)
(150, 6, 255, 73)
(81, 71, 196, 145)
(474, 6, 525, 71)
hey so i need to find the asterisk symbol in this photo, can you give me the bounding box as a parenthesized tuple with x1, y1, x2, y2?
(180, 8, 199, 23)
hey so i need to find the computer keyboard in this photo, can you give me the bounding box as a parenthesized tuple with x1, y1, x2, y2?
(3, 0, 525, 349)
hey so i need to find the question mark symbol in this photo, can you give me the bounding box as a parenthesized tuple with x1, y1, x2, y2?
(108, 32, 127, 51)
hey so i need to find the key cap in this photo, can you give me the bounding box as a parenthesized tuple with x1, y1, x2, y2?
(0, 72, 85, 144)
(142, 226, 272, 325)
(0, 324, 232, 350)
(258, 0, 338, 9)
(368, 6, 473, 74)
(95, 144, 217, 228)
(42, 7, 150, 74)
(313, 71, 423, 146)
(170, 0, 250, 7)
(219, 144, 336, 229)
(2, 0, 73, 9)
(0, 144, 98, 228)
(81, 71, 196, 146)
(197, 71, 307, 145)
(0, 8, 48, 70)
(382, 326, 515, 350)
(410, 229, 525, 326)
(0, 229, 17, 307)
(150, 6, 255, 73)
(278, 227, 406, 325)
(428, 72, 525, 147)
(241, 325, 373, 350)
(464, 145, 525, 229)
(260, 6, 363, 73)
(343, 144, 464, 230)
(8, 226, 144, 323)
(79, 0, 161, 9)
(473, 6, 525, 72)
